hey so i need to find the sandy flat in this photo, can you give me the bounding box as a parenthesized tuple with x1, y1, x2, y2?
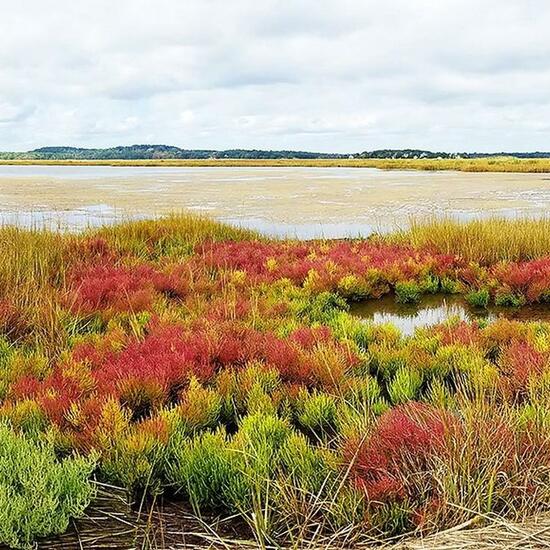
(0, 166, 548, 236)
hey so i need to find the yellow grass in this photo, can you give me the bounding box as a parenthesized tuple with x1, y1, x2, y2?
(2, 157, 550, 172)
(93, 213, 261, 259)
(0, 227, 74, 290)
(389, 216, 550, 264)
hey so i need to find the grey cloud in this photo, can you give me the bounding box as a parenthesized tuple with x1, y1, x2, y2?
(0, 103, 36, 124)
(2, 0, 550, 152)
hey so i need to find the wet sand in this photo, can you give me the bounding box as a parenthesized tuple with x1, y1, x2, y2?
(1, 166, 549, 236)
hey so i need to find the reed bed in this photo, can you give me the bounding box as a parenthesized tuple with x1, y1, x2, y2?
(2, 157, 550, 172)
(388, 216, 550, 264)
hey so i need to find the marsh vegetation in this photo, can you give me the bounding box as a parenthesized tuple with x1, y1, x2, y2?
(0, 214, 548, 548)
(3, 156, 550, 172)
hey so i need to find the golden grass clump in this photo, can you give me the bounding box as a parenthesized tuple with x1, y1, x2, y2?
(0, 226, 76, 290)
(2, 156, 550, 172)
(390, 217, 550, 264)
(93, 213, 261, 259)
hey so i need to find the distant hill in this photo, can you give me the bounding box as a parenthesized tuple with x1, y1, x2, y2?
(1, 145, 550, 160)
(0, 145, 348, 160)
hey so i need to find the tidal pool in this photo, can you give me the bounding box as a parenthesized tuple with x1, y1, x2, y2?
(350, 295, 550, 335)
(0, 165, 550, 236)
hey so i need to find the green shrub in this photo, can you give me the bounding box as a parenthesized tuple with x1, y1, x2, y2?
(296, 292, 348, 324)
(337, 376, 388, 434)
(343, 375, 382, 407)
(246, 383, 278, 416)
(0, 399, 48, 437)
(218, 364, 281, 420)
(388, 365, 423, 404)
(296, 391, 337, 436)
(233, 413, 292, 473)
(419, 275, 439, 294)
(328, 311, 373, 355)
(274, 433, 338, 519)
(226, 414, 293, 511)
(177, 377, 222, 431)
(240, 364, 281, 394)
(369, 345, 408, 380)
(0, 426, 95, 549)
(394, 281, 421, 304)
(166, 429, 237, 510)
(279, 433, 336, 494)
(494, 291, 526, 308)
(337, 275, 370, 301)
(335, 399, 389, 442)
(440, 277, 462, 294)
(101, 420, 167, 494)
(466, 289, 490, 308)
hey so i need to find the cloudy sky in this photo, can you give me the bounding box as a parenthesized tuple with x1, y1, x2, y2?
(1, 0, 550, 152)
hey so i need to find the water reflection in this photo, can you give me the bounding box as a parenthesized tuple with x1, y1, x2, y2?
(350, 295, 550, 335)
(219, 216, 384, 239)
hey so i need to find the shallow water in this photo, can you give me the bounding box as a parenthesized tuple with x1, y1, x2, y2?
(350, 295, 550, 335)
(1, 166, 550, 236)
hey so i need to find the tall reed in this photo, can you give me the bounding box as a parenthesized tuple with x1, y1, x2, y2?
(390, 217, 550, 264)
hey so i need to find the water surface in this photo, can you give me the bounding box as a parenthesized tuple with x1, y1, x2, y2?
(350, 295, 550, 335)
(1, 165, 549, 236)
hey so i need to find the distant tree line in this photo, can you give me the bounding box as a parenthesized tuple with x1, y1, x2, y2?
(356, 150, 550, 159)
(357, 149, 455, 159)
(0, 145, 347, 160)
(1, 145, 550, 160)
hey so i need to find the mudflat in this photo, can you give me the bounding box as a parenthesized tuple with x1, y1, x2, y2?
(1, 166, 549, 235)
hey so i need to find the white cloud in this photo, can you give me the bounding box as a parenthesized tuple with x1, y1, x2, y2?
(1, 0, 550, 151)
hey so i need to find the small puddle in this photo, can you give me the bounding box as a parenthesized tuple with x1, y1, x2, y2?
(349, 295, 550, 335)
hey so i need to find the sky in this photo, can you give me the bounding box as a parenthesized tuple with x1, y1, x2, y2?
(1, 0, 550, 153)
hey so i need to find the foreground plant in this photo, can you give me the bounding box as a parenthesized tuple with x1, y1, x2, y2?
(0, 425, 95, 549)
